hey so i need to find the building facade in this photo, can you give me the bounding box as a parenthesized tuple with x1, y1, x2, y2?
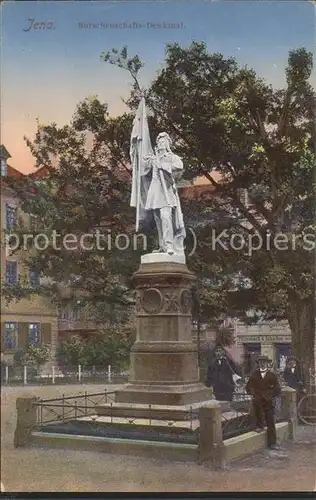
(0, 146, 58, 368)
(57, 302, 98, 342)
(235, 320, 292, 370)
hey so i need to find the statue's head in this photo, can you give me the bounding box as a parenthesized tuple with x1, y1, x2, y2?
(156, 132, 172, 151)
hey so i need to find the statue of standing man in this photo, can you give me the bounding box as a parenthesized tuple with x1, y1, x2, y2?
(130, 97, 186, 256)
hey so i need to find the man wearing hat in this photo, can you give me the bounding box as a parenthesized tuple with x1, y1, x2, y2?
(205, 346, 241, 402)
(283, 356, 305, 392)
(246, 355, 281, 449)
(283, 356, 306, 420)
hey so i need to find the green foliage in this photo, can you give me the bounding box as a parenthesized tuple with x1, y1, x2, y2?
(2, 98, 141, 323)
(13, 348, 27, 366)
(84, 325, 134, 370)
(57, 335, 87, 367)
(12, 345, 50, 373)
(131, 42, 314, 337)
(27, 344, 51, 368)
(57, 325, 134, 370)
(215, 327, 235, 348)
(110, 41, 315, 373)
(3, 41, 315, 377)
(100, 46, 144, 94)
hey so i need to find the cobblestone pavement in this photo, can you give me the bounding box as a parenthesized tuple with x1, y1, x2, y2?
(1, 385, 315, 493)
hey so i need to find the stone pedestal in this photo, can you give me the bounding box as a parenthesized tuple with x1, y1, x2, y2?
(115, 259, 213, 406)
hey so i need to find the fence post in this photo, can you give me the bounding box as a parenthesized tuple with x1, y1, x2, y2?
(78, 365, 82, 383)
(5, 365, 9, 384)
(108, 365, 111, 383)
(23, 365, 27, 385)
(14, 396, 38, 447)
(198, 402, 226, 469)
(281, 387, 297, 440)
(62, 394, 65, 423)
(52, 365, 55, 385)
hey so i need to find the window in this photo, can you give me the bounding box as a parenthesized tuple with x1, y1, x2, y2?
(6, 204, 17, 230)
(6, 261, 18, 285)
(29, 270, 40, 288)
(4, 322, 18, 350)
(28, 323, 41, 345)
(1, 159, 7, 177)
(69, 307, 81, 321)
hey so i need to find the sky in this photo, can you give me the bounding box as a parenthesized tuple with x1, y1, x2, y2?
(1, 0, 315, 173)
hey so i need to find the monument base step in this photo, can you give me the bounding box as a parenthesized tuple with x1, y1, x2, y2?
(36, 416, 200, 445)
(95, 399, 231, 420)
(34, 407, 242, 449)
(115, 382, 215, 406)
(30, 431, 198, 462)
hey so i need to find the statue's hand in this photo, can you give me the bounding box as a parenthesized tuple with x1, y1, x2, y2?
(144, 154, 155, 161)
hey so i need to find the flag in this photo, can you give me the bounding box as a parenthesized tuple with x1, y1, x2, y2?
(130, 97, 153, 232)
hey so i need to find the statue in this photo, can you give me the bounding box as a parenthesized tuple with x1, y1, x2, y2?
(130, 97, 186, 255)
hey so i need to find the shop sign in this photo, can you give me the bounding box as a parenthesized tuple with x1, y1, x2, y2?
(239, 335, 291, 342)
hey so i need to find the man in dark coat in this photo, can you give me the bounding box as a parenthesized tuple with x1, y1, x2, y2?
(283, 356, 305, 392)
(246, 355, 281, 449)
(205, 346, 240, 402)
(283, 356, 306, 421)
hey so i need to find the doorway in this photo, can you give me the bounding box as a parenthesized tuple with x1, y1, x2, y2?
(275, 343, 292, 371)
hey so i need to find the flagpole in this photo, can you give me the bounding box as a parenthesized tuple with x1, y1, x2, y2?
(136, 95, 145, 233)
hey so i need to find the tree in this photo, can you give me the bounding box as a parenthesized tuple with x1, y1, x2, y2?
(3, 43, 315, 382)
(102, 43, 315, 380)
(215, 327, 235, 348)
(57, 335, 87, 368)
(13, 348, 28, 366)
(2, 97, 146, 325)
(85, 325, 134, 370)
(57, 325, 134, 370)
(27, 344, 51, 373)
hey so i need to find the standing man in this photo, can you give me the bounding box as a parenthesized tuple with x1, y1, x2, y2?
(283, 356, 305, 393)
(283, 356, 306, 419)
(205, 346, 241, 402)
(143, 132, 186, 255)
(129, 96, 186, 256)
(246, 355, 281, 450)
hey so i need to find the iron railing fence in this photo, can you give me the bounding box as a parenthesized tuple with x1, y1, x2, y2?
(33, 392, 200, 445)
(35, 390, 116, 426)
(222, 391, 287, 439)
(223, 392, 252, 439)
(32, 389, 285, 443)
